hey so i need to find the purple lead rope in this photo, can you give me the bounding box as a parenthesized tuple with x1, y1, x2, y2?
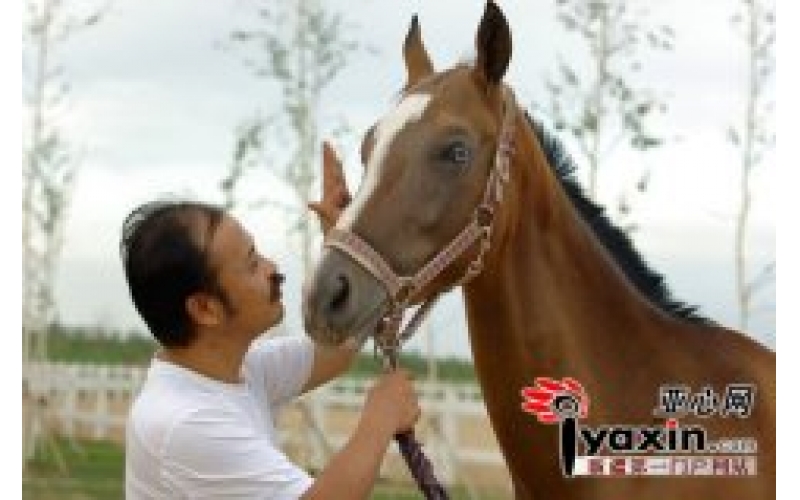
(380, 318, 449, 500)
(395, 431, 449, 499)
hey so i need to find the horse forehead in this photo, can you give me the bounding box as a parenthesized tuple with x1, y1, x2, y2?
(335, 93, 432, 232)
(375, 93, 432, 146)
(373, 67, 476, 146)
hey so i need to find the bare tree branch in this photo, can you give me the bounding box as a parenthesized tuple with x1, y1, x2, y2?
(730, 0, 775, 331)
(543, 0, 672, 231)
(223, 0, 365, 275)
(22, 0, 108, 467)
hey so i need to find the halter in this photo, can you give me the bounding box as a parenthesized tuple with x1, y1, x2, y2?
(324, 86, 518, 362)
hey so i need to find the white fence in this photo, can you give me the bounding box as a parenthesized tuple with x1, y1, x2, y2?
(23, 362, 147, 441)
(22, 362, 511, 490)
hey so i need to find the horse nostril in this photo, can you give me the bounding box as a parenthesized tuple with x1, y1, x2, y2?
(327, 274, 350, 314)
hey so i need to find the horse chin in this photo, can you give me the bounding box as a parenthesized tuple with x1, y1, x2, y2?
(307, 310, 382, 350)
(344, 305, 386, 350)
(349, 320, 377, 350)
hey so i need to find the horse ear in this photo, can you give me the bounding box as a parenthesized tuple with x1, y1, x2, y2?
(475, 1, 512, 86)
(404, 14, 434, 89)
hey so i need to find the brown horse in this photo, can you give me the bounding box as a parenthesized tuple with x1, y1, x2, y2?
(302, 2, 775, 498)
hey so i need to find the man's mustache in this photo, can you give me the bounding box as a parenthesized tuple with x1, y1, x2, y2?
(269, 272, 285, 301)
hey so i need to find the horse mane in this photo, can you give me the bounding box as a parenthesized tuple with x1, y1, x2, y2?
(526, 113, 713, 325)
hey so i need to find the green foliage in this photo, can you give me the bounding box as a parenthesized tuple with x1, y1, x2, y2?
(346, 349, 477, 383)
(40, 326, 477, 382)
(46, 325, 158, 365)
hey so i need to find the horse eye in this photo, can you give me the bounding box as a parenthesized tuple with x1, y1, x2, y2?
(442, 142, 472, 165)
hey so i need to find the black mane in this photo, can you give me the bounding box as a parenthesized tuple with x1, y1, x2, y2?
(527, 114, 712, 325)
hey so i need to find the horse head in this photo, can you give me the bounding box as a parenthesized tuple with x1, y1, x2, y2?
(303, 2, 524, 347)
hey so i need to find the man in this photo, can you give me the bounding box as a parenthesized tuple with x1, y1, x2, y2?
(122, 143, 420, 499)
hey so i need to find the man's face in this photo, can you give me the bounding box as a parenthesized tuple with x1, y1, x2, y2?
(205, 215, 285, 337)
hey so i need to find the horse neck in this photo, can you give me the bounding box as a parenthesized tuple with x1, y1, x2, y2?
(465, 112, 672, 377)
(462, 114, 672, 489)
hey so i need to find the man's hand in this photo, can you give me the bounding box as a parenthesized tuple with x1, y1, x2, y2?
(363, 369, 421, 437)
(308, 141, 352, 236)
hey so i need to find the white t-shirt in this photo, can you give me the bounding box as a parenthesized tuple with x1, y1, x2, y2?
(125, 335, 316, 499)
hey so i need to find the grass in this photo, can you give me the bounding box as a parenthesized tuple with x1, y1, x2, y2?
(23, 437, 125, 500)
(22, 438, 504, 499)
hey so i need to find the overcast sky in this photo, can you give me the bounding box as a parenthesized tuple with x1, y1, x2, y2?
(23, 0, 776, 357)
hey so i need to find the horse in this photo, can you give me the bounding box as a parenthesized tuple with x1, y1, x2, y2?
(302, 2, 776, 498)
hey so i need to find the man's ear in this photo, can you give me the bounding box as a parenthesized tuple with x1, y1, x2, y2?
(185, 292, 225, 328)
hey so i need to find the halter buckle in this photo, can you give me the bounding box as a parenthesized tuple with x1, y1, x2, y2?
(475, 205, 494, 228)
(395, 278, 415, 305)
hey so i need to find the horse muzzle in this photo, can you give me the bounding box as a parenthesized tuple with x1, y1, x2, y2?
(302, 247, 389, 347)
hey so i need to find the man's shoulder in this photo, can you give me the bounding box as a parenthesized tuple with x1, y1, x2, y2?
(243, 334, 315, 403)
(129, 365, 227, 439)
(244, 334, 313, 373)
(247, 333, 312, 356)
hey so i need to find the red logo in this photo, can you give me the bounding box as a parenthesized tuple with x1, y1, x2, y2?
(521, 377, 590, 424)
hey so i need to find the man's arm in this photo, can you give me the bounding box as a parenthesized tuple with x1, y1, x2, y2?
(301, 407, 393, 499)
(301, 370, 420, 500)
(301, 343, 358, 394)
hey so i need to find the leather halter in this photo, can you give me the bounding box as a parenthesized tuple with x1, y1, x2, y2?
(324, 87, 517, 364)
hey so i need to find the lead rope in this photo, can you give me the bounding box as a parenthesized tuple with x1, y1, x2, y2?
(377, 305, 449, 500)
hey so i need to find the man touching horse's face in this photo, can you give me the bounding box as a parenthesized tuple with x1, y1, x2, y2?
(304, 3, 514, 347)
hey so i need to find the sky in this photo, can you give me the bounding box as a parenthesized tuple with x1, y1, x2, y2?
(21, 0, 776, 358)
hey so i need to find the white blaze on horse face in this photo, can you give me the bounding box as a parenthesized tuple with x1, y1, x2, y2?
(336, 93, 432, 231)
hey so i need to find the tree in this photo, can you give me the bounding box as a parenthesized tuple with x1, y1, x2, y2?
(220, 114, 271, 212)
(728, 0, 774, 331)
(223, 0, 360, 271)
(543, 0, 673, 229)
(22, 0, 106, 467)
